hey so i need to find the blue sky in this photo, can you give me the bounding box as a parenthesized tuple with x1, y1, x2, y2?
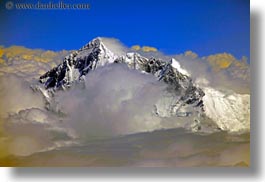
(0, 0, 250, 59)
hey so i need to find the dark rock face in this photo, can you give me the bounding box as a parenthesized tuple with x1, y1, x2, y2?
(114, 54, 205, 110)
(39, 38, 205, 123)
(39, 38, 103, 89)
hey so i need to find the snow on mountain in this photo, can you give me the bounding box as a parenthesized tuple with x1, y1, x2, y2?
(202, 87, 250, 132)
(171, 58, 190, 76)
(36, 37, 250, 133)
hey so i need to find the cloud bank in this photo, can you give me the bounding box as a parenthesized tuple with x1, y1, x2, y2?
(0, 38, 250, 158)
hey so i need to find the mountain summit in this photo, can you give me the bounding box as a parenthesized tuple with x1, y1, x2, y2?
(37, 37, 249, 133)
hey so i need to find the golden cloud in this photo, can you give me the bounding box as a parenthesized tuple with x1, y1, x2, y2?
(142, 46, 158, 52)
(131, 45, 158, 52)
(0, 49, 4, 58)
(205, 53, 249, 73)
(206, 53, 235, 70)
(0, 49, 4, 64)
(131, 45, 141, 51)
(0, 46, 69, 64)
(184, 50, 198, 59)
(0, 46, 70, 80)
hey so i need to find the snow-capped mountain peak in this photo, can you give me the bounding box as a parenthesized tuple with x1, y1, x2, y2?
(38, 38, 205, 129)
(78, 37, 118, 66)
(36, 37, 250, 133)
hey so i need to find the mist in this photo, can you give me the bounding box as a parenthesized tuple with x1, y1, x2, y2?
(0, 75, 74, 157)
(56, 64, 196, 139)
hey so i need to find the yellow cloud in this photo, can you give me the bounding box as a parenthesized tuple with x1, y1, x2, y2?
(0, 46, 70, 64)
(207, 53, 234, 70)
(131, 45, 141, 51)
(0, 58, 5, 64)
(0, 46, 70, 80)
(0, 49, 4, 58)
(142, 46, 158, 52)
(184, 50, 198, 59)
(131, 45, 158, 52)
(205, 53, 249, 75)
